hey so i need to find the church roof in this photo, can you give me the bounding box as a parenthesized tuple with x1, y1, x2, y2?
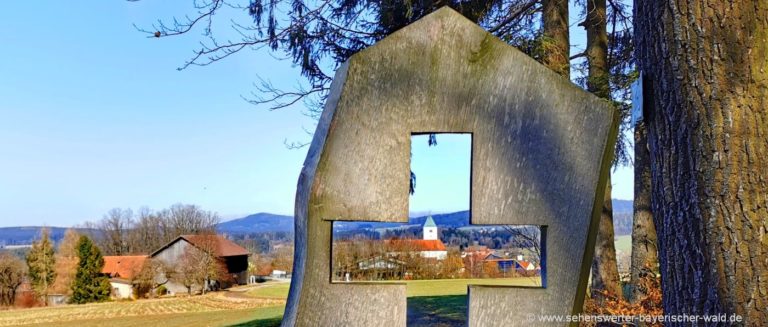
(386, 239, 447, 252)
(424, 216, 437, 228)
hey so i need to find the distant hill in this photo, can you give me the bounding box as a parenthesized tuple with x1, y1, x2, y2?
(612, 199, 633, 236)
(0, 227, 89, 247)
(333, 210, 471, 234)
(0, 199, 634, 243)
(411, 211, 470, 228)
(217, 212, 294, 234)
(612, 199, 633, 214)
(334, 200, 635, 236)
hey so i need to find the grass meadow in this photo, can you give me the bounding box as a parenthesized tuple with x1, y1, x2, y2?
(614, 235, 632, 253)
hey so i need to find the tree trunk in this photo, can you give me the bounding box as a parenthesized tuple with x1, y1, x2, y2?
(585, 0, 622, 303)
(629, 120, 658, 303)
(541, 0, 570, 78)
(635, 0, 768, 322)
(591, 177, 623, 301)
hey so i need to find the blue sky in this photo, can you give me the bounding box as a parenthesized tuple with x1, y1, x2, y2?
(0, 2, 632, 227)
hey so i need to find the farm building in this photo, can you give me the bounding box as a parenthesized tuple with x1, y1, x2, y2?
(151, 234, 249, 295)
(101, 255, 149, 299)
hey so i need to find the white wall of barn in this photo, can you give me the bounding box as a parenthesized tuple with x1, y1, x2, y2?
(110, 281, 134, 299)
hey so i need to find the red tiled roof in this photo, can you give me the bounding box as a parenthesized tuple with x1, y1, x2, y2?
(518, 260, 533, 269)
(386, 239, 447, 252)
(102, 255, 149, 280)
(465, 245, 489, 252)
(181, 234, 250, 257)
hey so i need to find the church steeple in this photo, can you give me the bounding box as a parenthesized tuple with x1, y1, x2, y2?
(423, 216, 438, 240)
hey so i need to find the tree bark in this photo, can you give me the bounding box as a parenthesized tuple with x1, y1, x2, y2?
(591, 177, 623, 301)
(629, 120, 658, 303)
(585, 0, 623, 303)
(635, 0, 768, 323)
(541, 0, 570, 78)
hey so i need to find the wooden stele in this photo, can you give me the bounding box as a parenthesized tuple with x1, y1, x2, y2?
(283, 7, 618, 327)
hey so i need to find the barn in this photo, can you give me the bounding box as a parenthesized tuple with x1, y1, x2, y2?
(150, 234, 249, 295)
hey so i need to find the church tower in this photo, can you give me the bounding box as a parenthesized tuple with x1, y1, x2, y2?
(423, 216, 438, 240)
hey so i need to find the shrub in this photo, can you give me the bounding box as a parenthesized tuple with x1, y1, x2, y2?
(14, 291, 42, 308)
(582, 273, 663, 327)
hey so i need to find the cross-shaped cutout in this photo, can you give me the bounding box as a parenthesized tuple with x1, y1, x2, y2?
(283, 8, 616, 325)
(329, 134, 547, 324)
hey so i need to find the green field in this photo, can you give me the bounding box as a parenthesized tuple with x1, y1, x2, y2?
(246, 277, 539, 298)
(615, 234, 632, 253)
(0, 278, 537, 327)
(246, 283, 290, 299)
(247, 278, 539, 326)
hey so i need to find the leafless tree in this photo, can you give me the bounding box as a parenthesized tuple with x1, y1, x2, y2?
(132, 258, 173, 298)
(163, 204, 220, 238)
(99, 208, 135, 255)
(87, 204, 221, 255)
(502, 225, 541, 261)
(0, 253, 26, 307)
(173, 236, 227, 295)
(502, 225, 542, 285)
(129, 207, 168, 254)
(270, 246, 294, 273)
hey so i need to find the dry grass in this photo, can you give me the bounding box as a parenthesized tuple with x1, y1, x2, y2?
(0, 278, 540, 326)
(0, 292, 284, 327)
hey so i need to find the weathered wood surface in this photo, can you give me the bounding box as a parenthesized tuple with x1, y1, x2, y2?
(283, 7, 618, 327)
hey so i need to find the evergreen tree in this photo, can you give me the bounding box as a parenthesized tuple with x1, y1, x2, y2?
(26, 228, 56, 305)
(70, 236, 111, 304)
(135, 0, 541, 117)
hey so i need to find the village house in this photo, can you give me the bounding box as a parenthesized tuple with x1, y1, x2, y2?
(101, 255, 149, 299)
(462, 246, 540, 276)
(150, 234, 249, 295)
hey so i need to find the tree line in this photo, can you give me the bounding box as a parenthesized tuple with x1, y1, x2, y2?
(332, 238, 536, 282)
(339, 225, 541, 253)
(0, 204, 230, 307)
(83, 204, 219, 256)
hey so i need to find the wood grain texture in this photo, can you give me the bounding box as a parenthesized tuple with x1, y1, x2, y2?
(283, 7, 618, 327)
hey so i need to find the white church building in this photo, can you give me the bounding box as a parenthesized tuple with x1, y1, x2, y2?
(386, 216, 448, 260)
